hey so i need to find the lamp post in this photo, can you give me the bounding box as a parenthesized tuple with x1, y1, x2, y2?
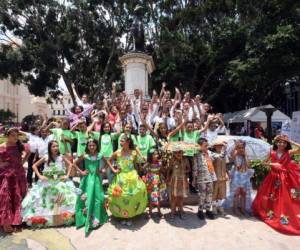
(260, 107, 277, 144)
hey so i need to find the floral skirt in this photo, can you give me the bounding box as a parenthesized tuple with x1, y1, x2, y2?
(252, 166, 300, 235)
(108, 170, 147, 218)
(22, 179, 78, 227)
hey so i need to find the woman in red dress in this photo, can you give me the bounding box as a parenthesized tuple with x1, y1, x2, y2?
(0, 128, 28, 233)
(252, 135, 300, 235)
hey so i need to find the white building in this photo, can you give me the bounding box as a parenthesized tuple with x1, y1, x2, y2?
(50, 93, 73, 118)
(0, 79, 51, 122)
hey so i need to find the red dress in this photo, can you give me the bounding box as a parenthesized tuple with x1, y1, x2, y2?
(252, 150, 300, 235)
(0, 145, 27, 226)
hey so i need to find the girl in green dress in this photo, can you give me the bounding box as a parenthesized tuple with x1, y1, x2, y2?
(74, 139, 108, 236)
(107, 135, 147, 226)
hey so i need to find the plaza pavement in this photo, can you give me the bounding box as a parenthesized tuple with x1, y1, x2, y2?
(1, 206, 299, 250)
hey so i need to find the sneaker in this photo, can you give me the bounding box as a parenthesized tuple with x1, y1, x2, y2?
(126, 220, 132, 226)
(206, 210, 216, 220)
(197, 210, 205, 220)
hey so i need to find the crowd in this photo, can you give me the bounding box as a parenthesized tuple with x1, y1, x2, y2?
(0, 83, 300, 237)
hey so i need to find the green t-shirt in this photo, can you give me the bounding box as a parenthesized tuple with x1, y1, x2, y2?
(183, 130, 200, 156)
(73, 131, 88, 157)
(50, 128, 73, 155)
(117, 133, 137, 150)
(169, 131, 182, 142)
(98, 133, 118, 158)
(136, 134, 156, 162)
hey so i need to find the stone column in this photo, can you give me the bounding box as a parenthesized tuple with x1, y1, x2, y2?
(119, 52, 155, 97)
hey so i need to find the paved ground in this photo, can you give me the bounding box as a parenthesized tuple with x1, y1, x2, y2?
(1, 206, 299, 250)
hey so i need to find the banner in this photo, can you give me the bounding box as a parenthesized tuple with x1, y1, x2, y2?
(290, 111, 300, 143)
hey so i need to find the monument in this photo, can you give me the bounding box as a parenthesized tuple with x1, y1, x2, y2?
(119, 5, 155, 96)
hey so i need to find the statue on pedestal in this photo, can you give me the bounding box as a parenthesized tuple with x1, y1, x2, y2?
(130, 5, 145, 52)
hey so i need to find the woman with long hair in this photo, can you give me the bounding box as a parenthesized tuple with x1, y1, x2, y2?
(107, 135, 147, 226)
(252, 135, 300, 235)
(22, 140, 77, 227)
(0, 128, 28, 233)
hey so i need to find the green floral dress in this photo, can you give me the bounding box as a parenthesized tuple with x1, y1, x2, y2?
(75, 153, 108, 236)
(22, 155, 77, 227)
(108, 150, 147, 218)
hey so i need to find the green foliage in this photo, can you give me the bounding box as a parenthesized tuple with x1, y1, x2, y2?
(251, 160, 271, 189)
(293, 154, 300, 164)
(0, 109, 16, 122)
(251, 154, 300, 189)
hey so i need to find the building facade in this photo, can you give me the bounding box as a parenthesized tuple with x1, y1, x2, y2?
(50, 93, 73, 118)
(0, 79, 51, 122)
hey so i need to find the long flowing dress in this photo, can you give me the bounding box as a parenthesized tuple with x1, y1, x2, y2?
(252, 150, 300, 235)
(0, 145, 27, 226)
(75, 154, 108, 236)
(22, 155, 77, 227)
(108, 150, 147, 218)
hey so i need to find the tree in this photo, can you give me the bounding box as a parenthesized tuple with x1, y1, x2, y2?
(146, 1, 300, 111)
(0, 0, 132, 103)
(0, 109, 16, 122)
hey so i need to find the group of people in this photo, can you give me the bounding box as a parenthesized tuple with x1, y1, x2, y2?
(0, 84, 300, 236)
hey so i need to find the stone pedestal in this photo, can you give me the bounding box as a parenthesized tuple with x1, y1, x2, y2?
(119, 52, 155, 96)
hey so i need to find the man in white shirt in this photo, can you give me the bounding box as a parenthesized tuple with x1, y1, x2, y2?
(203, 114, 225, 145)
(21, 126, 41, 187)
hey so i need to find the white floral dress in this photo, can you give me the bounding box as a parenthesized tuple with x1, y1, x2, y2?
(22, 155, 78, 227)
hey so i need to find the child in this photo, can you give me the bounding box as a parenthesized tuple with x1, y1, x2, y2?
(50, 118, 73, 159)
(136, 124, 156, 176)
(144, 150, 164, 218)
(74, 139, 108, 236)
(167, 146, 189, 219)
(193, 138, 217, 220)
(228, 140, 254, 216)
(117, 122, 137, 150)
(0, 128, 28, 233)
(210, 140, 228, 216)
(91, 121, 119, 183)
(22, 140, 77, 227)
(252, 135, 300, 235)
(107, 135, 147, 226)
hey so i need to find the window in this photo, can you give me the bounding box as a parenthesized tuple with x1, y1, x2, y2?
(57, 110, 61, 116)
(53, 110, 56, 115)
(63, 110, 65, 115)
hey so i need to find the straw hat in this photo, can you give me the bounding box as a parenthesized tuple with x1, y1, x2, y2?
(211, 139, 225, 147)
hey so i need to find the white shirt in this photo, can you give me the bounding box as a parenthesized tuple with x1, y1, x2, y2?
(25, 132, 41, 153)
(37, 134, 54, 158)
(206, 127, 222, 145)
(153, 116, 176, 130)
